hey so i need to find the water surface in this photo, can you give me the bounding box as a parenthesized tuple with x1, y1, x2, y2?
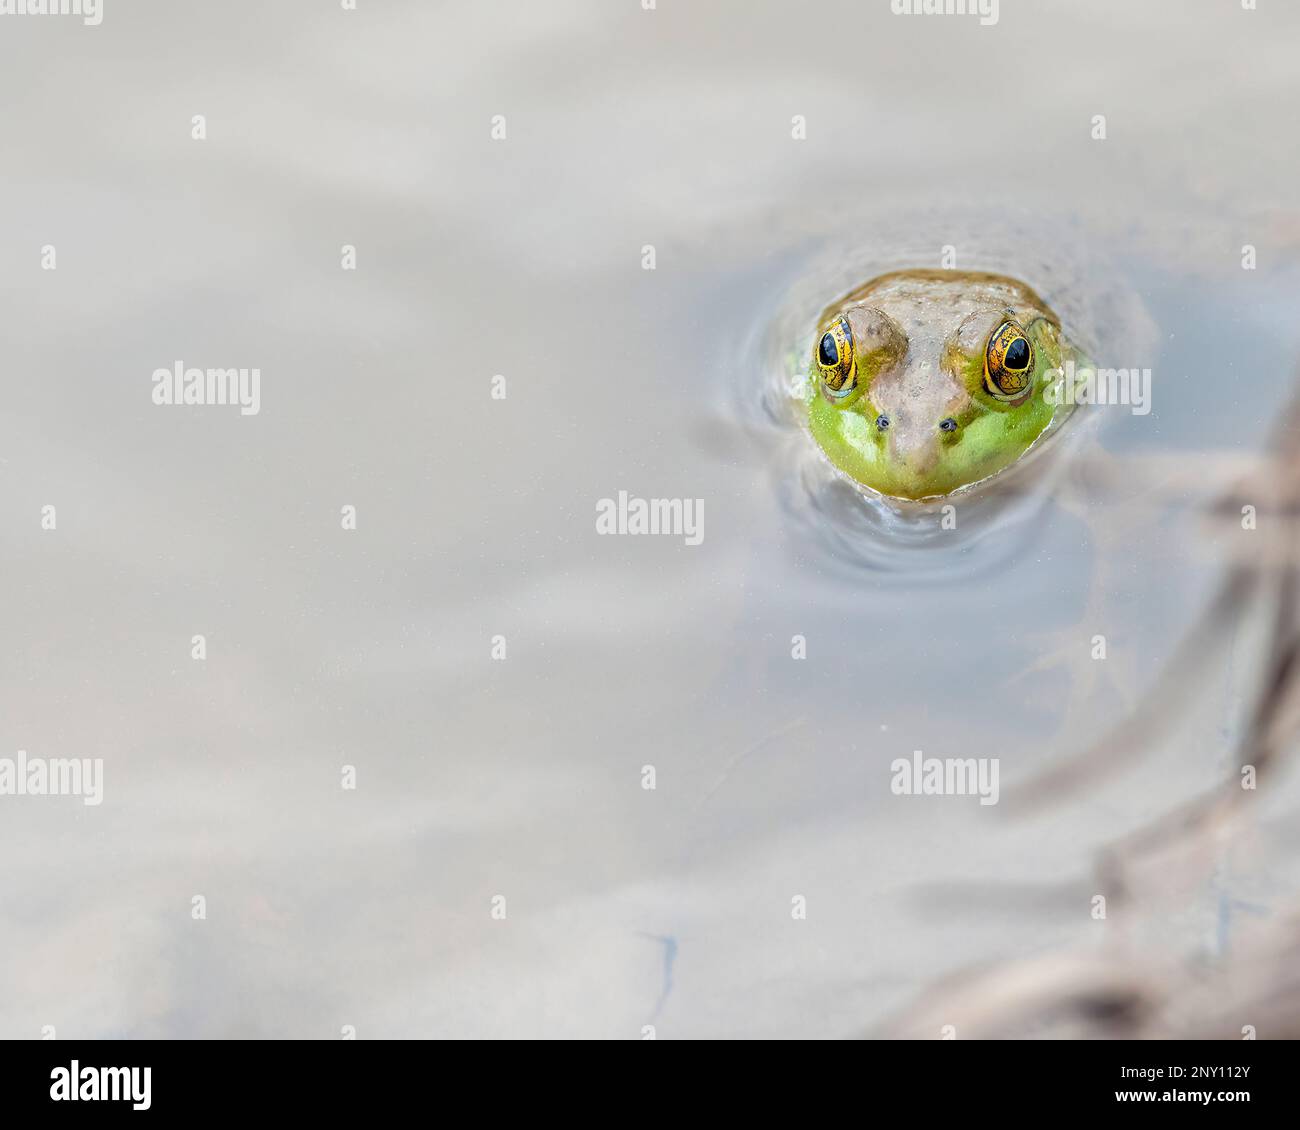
(1, 0, 1298, 1038)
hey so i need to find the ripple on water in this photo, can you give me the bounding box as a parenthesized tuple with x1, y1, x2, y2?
(734, 212, 1151, 581)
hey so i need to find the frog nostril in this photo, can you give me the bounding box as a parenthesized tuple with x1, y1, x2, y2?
(939, 418, 958, 433)
(876, 414, 890, 431)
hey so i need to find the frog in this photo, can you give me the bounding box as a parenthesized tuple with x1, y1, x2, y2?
(806, 269, 1086, 500)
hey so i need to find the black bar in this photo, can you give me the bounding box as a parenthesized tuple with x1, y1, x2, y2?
(3, 1038, 1291, 1117)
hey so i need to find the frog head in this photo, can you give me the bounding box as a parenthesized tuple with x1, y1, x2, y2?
(808, 270, 1076, 500)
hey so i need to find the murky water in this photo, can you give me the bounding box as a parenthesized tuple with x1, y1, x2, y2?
(1, 1, 1299, 1038)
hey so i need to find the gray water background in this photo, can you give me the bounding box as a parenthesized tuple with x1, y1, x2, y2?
(1, 0, 1299, 1037)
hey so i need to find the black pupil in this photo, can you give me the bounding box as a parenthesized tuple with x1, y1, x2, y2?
(1004, 338, 1030, 370)
(818, 332, 838, 367)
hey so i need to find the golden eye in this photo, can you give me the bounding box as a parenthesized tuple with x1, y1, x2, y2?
(816, 316, 857, 403)
(984, 320, 1035, 401)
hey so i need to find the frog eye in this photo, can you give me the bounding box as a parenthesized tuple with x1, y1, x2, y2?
(815, 316, 857, 403)
(984, 320, 1035, 401)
